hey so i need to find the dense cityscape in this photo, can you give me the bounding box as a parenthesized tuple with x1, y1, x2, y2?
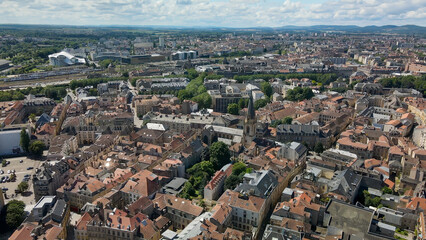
(0, 20, 425, 240)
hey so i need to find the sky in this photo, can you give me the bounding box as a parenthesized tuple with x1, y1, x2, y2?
(0, 0, 425, 27)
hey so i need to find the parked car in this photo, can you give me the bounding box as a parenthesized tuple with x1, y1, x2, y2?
(24, 174, 30, 178)
(7, 170, 10, 174)
(19, 160, 23, 163)
(0, 169, 3, 174)
(27, 167, 33, 170)
(2, 187, 8, 192)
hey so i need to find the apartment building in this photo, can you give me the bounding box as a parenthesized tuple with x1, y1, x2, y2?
(153, 193, 203, 230)
(204, 164, 233, 200)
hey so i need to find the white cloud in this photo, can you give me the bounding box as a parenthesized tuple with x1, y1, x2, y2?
(0, 0, 424, 27)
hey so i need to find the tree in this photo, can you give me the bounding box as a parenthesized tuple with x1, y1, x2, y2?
(186, 68, 199, 80)
(17, 181, 29, 193)
(382, 187, 393, 194)
(187, 161, 215, 177)
(232, 162, 248, 176)
(209, 141, 230, 170)
(192, 92, 211, 109)
(254, 99, 268, 110)
(238, 98, 248, 109)
(363, 190, 381, 207)
(99, 59, 113, 68)
(5, 200, 25, 229)
(286, 87, 314, 101)
(283, 117, 293, 124)
(29, 140, 45, 157)
(314, 142, 324, 154)
(260, 81, 273, 98)
(227, 103, 239, 115)
(122, 71, 129, 78)
(28, 113, 36, 122)
(20, 129, 30, 152)
(224, 174, 241, 190)
(2, 159, 6, 167)
(180, 182, 196, 199)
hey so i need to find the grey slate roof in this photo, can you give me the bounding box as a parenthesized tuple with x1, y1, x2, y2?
(235, 170, 277, 198)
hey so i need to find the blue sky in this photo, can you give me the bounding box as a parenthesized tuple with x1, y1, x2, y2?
(0, 0, 424, 27)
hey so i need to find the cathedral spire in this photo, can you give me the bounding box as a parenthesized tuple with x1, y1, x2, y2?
(247, 91, 255, 120)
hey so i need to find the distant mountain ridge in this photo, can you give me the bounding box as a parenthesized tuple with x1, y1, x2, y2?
(268, 25, 426, 34)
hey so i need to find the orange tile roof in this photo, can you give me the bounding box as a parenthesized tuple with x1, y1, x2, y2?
(337, 137, 368, 150)
(211, 203, 232, 225)
(218, 190, 265, 212)
(43, 225, 63, 240)
(9, 223, 37, 240)
(385, 119, 401, 126)
(406, 197, 426, 211)
(153, 193, 203, 217)
(75, 212, 92, 231)
(384, 179, 395, 189)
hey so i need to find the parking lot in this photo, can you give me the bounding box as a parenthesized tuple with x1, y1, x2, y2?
(0, 156, 43, 208)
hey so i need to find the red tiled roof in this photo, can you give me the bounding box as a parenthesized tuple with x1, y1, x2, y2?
(406, 197, 426, 211)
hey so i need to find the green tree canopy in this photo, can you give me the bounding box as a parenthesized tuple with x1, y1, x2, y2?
(283, 116, 293, 124)
(5, 200, 25, 229)
(227, 103, 239, 115)
(20, 129, 30, 152)
(210, 141, 231, 170)
(99, 59, 113, 68)
(238, 98, 249, 109)
(28, 113, 36, 122)
(29, 140, 45, 157)
(224, 174, 241, 190)
(382, 187, 393, 194)
(286, 87, 314, 101)
(314, 142, 324, 154)
(17, 181, 29, 193)
(232, 162, 248, 176)
(254, 99, 268, 110)
(187, 161, 215, 177)
(260, 81, 273, 98)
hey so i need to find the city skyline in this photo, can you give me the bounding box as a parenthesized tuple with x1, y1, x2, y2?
(0, 0, 425, 27)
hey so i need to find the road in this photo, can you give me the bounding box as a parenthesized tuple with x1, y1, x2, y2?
(128, 80, 144, 128)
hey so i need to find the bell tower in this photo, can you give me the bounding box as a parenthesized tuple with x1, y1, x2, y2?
(242, 92, 256, 147)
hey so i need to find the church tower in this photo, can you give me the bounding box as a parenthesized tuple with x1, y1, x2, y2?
(242, 92, 256, 147)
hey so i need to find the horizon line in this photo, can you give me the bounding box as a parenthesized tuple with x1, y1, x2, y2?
(0, 23, 425, 29)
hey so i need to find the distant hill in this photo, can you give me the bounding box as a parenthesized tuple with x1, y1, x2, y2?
(273, 25, 426, 34)
(0, 24, 425, 35)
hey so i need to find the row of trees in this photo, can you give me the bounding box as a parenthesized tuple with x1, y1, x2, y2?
(69, 76, 127, 90)
(0, 85, 68, 102)
(179, 141, 231, 199)
(233, 73, 338, 84)
(177, 69, 212, 109)
(379, 75, 426, 97)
